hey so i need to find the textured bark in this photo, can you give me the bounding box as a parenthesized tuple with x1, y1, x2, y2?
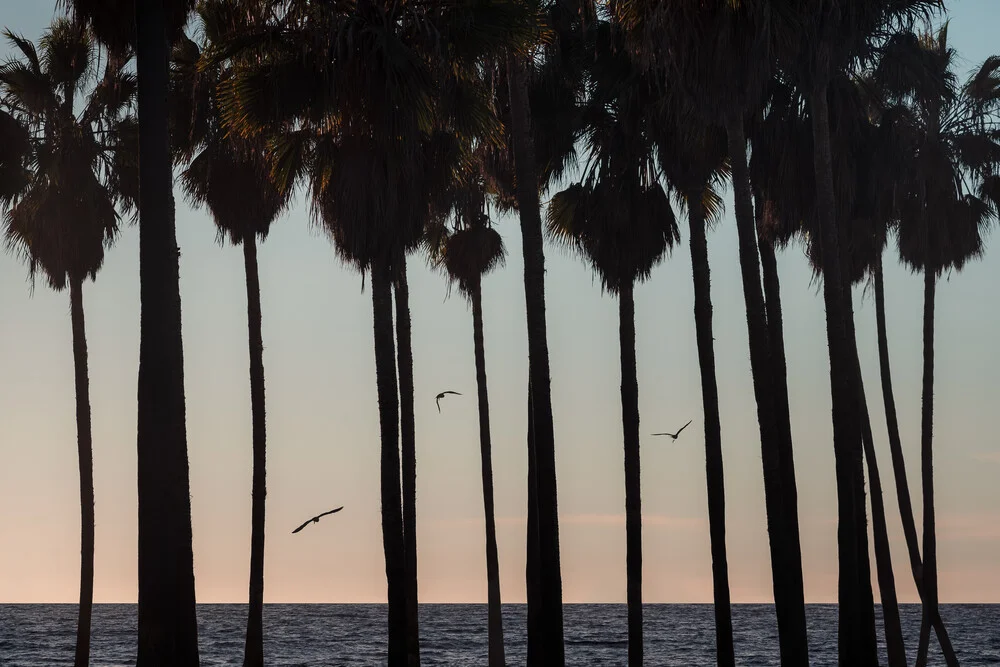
(687, 199, 735, 667)
(873, 259, 958, 665)
(726, 112, 809, 666)
(70, 278, 94, 667)
(617, 282, 643, 667)
(372, 261, 407, 667)
(470, 281, 507, 667)
(134, 2, 199, 664)
(506, 51, 564, 666)
(242, 237, 267, 667)
(393, 259, 421, 667)
(915, 268, 940, 667)
(809, 79, 878, 666)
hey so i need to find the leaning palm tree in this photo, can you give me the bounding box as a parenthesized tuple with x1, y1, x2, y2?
(169, 20, 292, 666)
(63, 0, 200, 660)
(426, 180, 508, 667)
(876, 25, 1000, 665)
(0, 19, 134, 667)
(548, 33, 680, 659)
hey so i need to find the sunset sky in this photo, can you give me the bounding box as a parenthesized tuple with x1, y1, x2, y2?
(1, 1, 998, 605)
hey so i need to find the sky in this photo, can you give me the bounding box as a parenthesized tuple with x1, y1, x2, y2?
(1, 1, 999, 606)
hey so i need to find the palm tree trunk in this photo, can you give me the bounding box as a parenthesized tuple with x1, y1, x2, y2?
(372, 259, 408, 667)
(242, 236, 267, 667)
(873, 258, 958, 665)
(393, 258, 421, 667)
(725, 110, 809, 666)
(506, 51, 564, 666)
(69, 277, 94, 667)
(915, 267, 940, 667)
(470, 280, 507, 667)
(525, 381, 542, 667)
(134, 2, 199, 664)
(687, 196, 734, 667)
(842, 280, 906, 667)
(808, 78, 878, 666)
(617, 281, 643, 667)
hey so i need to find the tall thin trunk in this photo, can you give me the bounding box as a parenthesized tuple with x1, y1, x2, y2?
(687, 197, 735, 667)
(470, 280, 507, 667)
(755, 199, 804, 590)
(525, 381, 542, 667)
(393, 259, 420, 667)
(506, 51, 564, 666)
(915, 268, 940, 667)
(135, 2, 199, 664)
(242, 237, 267, 667)
(70, 277, 94, 667)
(873, 258, 958, 665)
(372, 260, 407, 667)
(842, 281, 906, 667)
(725, 111, 809, 666)
(809, 78, 878, 666)
(617, 281, 643, 667)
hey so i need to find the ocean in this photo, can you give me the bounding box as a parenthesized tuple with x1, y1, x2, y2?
(1, 604, 997, 666)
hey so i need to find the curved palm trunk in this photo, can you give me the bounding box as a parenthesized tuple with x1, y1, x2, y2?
(617, 281, 643, 667)
(725, 111, 809, 666)
(372, 260, 408, 667)
(393, 259, 421, 667)
(470, 280, 507, 667)
(841, 280, 906, 667)
(525, 381, 542, 667)
(687, 196, 735, 667)
(242, 237, 267, 667)
(134, 2, 199, 664)
(506, 51, 564, 666)
(809, 78, 878, 666)
(873, 258, 958, 665)
(915, 268, 940, 667)
(69, 278, 94, 667)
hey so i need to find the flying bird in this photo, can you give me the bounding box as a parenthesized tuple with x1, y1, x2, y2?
(435, 390, 462, 412)
(292, 506, 344, 534)
(652, 420, 693, 441)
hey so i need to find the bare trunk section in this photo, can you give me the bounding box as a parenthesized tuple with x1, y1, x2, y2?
(393, 259, 421, 667)
(726, 112, 809, 666)
(809, 79, 878, 666)
(873, 258, 958, 664)
(135, 2, 199, 664)
(525, 381, 541, 667)
(470, 281, 507, 667)
(687, 197, 734, 667)
(70, 278, 94, 667)
(506, 51, 564, 666)
(372, 261, 408, 667)
(242, 237, 267, 667)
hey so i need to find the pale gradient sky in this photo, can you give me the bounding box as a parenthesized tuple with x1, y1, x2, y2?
(1, 1, 998, 605)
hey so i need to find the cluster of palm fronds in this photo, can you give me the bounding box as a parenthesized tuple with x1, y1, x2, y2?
(2, 1, 998, 667)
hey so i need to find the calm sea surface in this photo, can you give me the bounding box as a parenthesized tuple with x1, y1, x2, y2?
(1, 604, 997, 666)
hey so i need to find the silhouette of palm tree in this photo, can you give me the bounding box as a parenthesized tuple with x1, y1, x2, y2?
(1, 20, 134, 667)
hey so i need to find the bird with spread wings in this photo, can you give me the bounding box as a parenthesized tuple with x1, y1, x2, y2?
(292, 506, 344, 534)
(652, 420, 693, 441)
(435, 391, 461, 412)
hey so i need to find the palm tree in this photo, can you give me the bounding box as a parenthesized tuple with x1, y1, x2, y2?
(426, 182, 508, 667)
(0, 19, 134, 667)
(875, 25, 1000, 665)
(169, 20, 293, 666)
(548, 34, 680, 659)
(613, 2, 809, 661)
(64, 0, 200, 661)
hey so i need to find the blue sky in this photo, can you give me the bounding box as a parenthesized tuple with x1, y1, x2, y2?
(1, 1, 998, 604)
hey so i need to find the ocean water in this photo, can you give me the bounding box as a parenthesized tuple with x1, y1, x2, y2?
(1, 603, 997, 666)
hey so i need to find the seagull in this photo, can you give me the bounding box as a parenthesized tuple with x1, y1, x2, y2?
(435, 391, 462, 413)
(292, 506, 344, 534)
(652, 420, 693, 441)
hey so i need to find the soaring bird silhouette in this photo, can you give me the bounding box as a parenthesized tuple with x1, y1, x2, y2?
(292, 506, 343, 534)
(652, 420, 693, 441)
(435, 391, 461, 412)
